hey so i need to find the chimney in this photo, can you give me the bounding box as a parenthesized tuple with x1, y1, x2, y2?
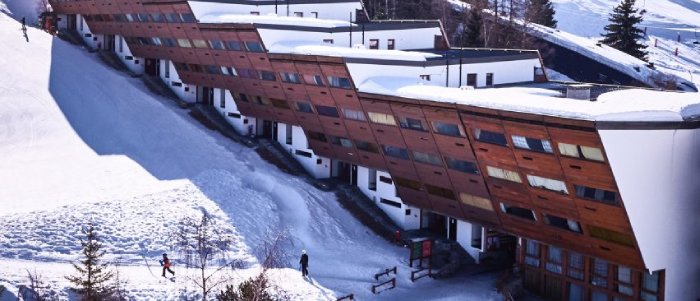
(566, 84, 592, 101)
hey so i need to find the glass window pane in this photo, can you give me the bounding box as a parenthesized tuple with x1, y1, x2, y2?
(459, 193, 493, 211)
(558, 142, 579, 157)
(568, 283, 584, 301)
(368, 112, 396, 126)
(582, 146, 605, 162)
(474, 129, 506, 145)
(642, 271, 660, 292)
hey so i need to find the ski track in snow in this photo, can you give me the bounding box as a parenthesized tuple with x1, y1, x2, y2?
(0, 9, 502, 301)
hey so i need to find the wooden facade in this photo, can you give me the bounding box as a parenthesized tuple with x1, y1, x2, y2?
(48, 1, 665, 299)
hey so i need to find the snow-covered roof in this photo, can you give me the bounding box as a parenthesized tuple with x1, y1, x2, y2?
(268, 41, 442, 61)
(198, 13, 352, 28)
(358, 76, 700, 122)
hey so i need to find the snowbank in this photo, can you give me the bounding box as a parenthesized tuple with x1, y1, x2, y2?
(268, 40, 441, 61)
(199, 13, 351, 28)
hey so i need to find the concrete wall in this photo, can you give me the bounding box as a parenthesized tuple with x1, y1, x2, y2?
(456, 220, 483, 262)
(275, 123, 331, 178)
(115, 35, 145, 75)
(158, 59, 196, 103)
(356, 166, 420, 229)
(211, 87, 257, 135)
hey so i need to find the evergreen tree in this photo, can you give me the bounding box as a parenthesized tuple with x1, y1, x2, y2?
(216, 274, 277, 301)
(601, 0, 648, 61)
(65, 225, 114, 301)
(463, 8, 484, 47)
(526, 0, 557, 28)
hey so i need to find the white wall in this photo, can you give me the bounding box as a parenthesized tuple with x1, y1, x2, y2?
(274, 123, 331, 178)
(113, 35, 145, 75)
(355, 167, 420, 229)
(455, 221, 483, 262)
(211, 88, 257, 136)
(76, 14, 103, 50)
(188, 1, 364, 22)
(158, 59, 195, 103)
(599, 128, 700, 301)
(259, 26, 440, 50)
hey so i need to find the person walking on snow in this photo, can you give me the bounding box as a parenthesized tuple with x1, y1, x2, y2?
(299, 250, 309, 277)
(160, 253, 175, 277)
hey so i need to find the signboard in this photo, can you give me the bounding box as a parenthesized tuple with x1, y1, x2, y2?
(421, 240, 432, 258)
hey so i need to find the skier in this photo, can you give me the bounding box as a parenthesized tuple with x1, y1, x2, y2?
(299, 250, 309, 277)
(160, 253, 175, 277)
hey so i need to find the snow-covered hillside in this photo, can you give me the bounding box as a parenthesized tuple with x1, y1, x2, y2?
(0, 8, 501, 301)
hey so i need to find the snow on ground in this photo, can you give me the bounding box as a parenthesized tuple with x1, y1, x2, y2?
(0, 10, 501, 301)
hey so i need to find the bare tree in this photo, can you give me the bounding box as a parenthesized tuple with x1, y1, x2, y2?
(25, 270, 59, 301)
(174, 212, 235, 301)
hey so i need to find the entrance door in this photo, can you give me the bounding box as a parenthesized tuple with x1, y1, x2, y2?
(67, 15, 77, 30)
(350, 164, 358, 186)
(272, 122, 278, 140)
(145, 58, 158, 76)
(544, 275, 563, 300)
(104, 35, 115, 51)
(262, 120, 273, 139)
(448, 218, 457, 241)
(425, 213, 447, 238)
(336, 162, 352, 183)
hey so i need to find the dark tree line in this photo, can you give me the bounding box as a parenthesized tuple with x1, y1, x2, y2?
(601, 0, 648, 61)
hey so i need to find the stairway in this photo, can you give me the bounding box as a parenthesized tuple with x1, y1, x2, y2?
(97, 51, 137, 77)
(57, 29, 94, 51)
(141, 75, 187, 108)
(330, 181, 402, 242)
(189, 104, 256, 147)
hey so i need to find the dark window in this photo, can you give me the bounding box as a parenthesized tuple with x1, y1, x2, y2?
(388, 39, 395, 50)
(280, 72, 302, 84)
(205, 65, 220, 74)
(180, 13, 196, 23)
(432, 121, 464, 137)
(295, 102, 314, 113)
(445, 157, 479, 174)
(587, 225, 635, 247)
(382, 145, 409, 160)
(501, 203, 536, 221)
(250, 11, 260, 15)
(295, 150, 312, 158)
(189, 64, 203, 73)
(294, 12, 303, 17)
(171, 82, 182, 87)
(568, 252, 585, 280)
(380, 198, 401, 208)
(137, 13, 150, 22)
(473, 129, 507, 146)
(420, 74, 431, 81)
(399, 117, 427, 132)
(327, 76, 352, 89)
(311, 12, 318, 18)
(260, 71, 276, 81)
(486, 73, 494, 86)
(312, 75, 325, 86)
(162, 37, 177, 47)
(330, 136, 353, 148)
(209, 40, 225, 50)
(166, 13, 181, 23)
(238, 68, 258, 79)
(254, 96, 269, 105)
(425, 184, 455, 200)
(150, 13, 164, 22)
(342, 108, 367, 121)
(511, 135, 553, 153)
(323, 39, 333, 44)
(466, 73, 477, 87)
(355, 141, 379, 153)
(244, 41, 264, 52)
(270, 99, 290, 109)
(238, 93, 249, 102)
(315, 105, 340, 117)
(379, 176, 392, 184)
(394, 177, 422, 191)
(306, 131, 327, 142)
(369, 39, 379, 49)
(412, 151, 442, 166)
(225, 41, 243, 51)
(544, 215, 582, 233)
(227, 112, 241, 119)
(113, 14, 127, 22)
(574, 185, 617, 205)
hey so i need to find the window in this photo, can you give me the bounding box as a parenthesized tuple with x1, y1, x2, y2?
(420, 74, 431, 81)
(323, 39, 333, 44)
(368, 169, 377, 191)
(165, 13, 180, 23)
(368, 112, 396, 126)
(295, 150, 312, 158)
(280, 72, 301, 83)
(270, 99, 290, 109)
(205, 65, 220, 74)
(259, 71, 276, 81)
(285, 124, 293, 145)
(473, 129, 507, 146)
(330, 136, 353, 148)
(113, 14, 127, 22)
(544, 215, 582, 233)
(355, 141, 379, 153)
(311, 12, 318, 18)
(342, 108, 366, 121)
(238, 93, 249, 102)
(118, 36, 124, 52)
(380, 198, 401, 208)
(568, 252, 584, 280)
(431, 121, 465, 137)
(641, 270, 660, 300)
(254, 96, 270, 105)
(250, 11, 260, 15)
(220, 89, 226, 108)
(177, 38, 192, 48)
(546, 246, 563, 274)
(227, 112, 241, 119)
(379, 176, 392, 184)
(150, 37, 162, 46)
(238, 68, 258, 79)
(306, 131, 327, 142)
(466, 73, 477, 87)
(369, 39, 379, 49)
(500, 203, 536, 221)
(511, 135, 553, 153)
(526, 175, 569, 194)
(125, 14, 135, 22)
(591, 258, 609, 288)
(425, 184, 455, 200)
(568, 283, 584, 301)
(558, 142, 605, 162)
(327, 76, 352, 89)
(137, 13, 150, 22)
(412, 151, 442, 166)
(310, 75, 325, 86)
(388, 39, 395, 50)
(486, 166, 522, 183)
(315, 105, 340, 117)
(225, 40, 243, 51)
(587, 225, 635, 247)
(209, 40, 225, 50)
(162, 37, 176, 47)
(591, 291, 608, 301)
(399, 117, 428, 131)
(150, 13, 164, 22)
(394, 177, 422, 191)
(295, 102, 314, 113)
(459, 193, 493, 211)
(294, 12, 303, 17)
(486, 73, 494, 86)
(221, 66, 238, 77)
(164, 59, 170, 78)
(180, 13, 196, 23)
(189, 64, 203, 73)
(244, 41, 264, 52)
(574, 185, 617, 205)
(445, 157, 479, 174)
(382, 145, 409, 160)
(524, 240, 540, 267)
(616, 266, 634, 296)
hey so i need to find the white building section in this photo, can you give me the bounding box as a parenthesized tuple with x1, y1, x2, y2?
(158, 59, 196, 103)
(114, 35, 145, 75)
(355, 167, 421, 229)
(210, 87, 257, 135)
(275, 123, 331, 179)
(599, 127, 700, 301)
(188, 0, 365, 22)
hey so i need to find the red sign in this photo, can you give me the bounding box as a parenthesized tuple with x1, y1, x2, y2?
(421, 240, 432, 257)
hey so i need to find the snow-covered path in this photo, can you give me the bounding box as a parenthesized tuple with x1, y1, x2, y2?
(0, 10, 500, 301)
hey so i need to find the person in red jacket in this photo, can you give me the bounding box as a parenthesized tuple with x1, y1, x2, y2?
(161, 253, 175, 277)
